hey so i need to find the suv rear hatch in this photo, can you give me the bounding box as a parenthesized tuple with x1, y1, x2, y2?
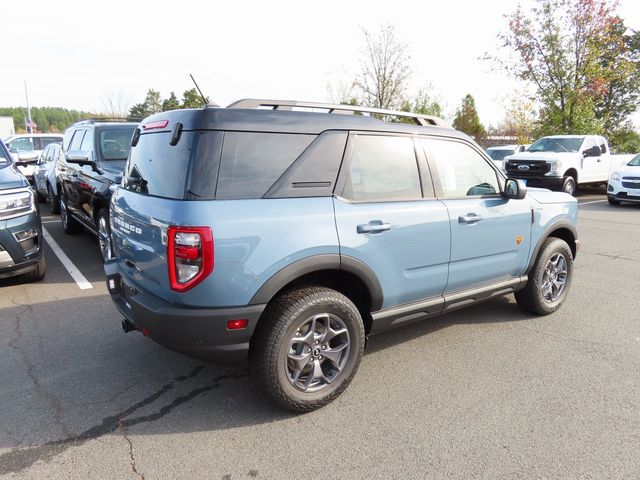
(111, 128, 196, 302)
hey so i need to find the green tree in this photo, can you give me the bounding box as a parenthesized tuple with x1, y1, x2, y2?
(452, 94, 486, 139)
(494, 0, 639, 136)
(162, 91, 181, 111)
(398, 87, 443, 123)
(129, 89, 163, 118)
(0, 106, 94, 133)
(608, 124, 640, 153)
(181, 88, 206, 109)
(356, 24, 411, 110)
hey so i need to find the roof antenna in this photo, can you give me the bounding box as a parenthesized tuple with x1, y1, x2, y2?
(190, 73, 218, 107)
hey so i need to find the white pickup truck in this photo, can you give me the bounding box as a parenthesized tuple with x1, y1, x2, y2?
(503, 135, 614, 196)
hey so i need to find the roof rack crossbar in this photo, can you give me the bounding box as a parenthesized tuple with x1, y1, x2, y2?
(226, 99, 450, 127)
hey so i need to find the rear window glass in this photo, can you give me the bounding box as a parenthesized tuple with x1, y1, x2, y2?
(123, 131, 194, 200)
(99, 127, 136, 161)
(215, 132, 315, 199)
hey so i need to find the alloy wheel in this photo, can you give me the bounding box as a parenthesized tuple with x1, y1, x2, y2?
(541, 253, 568, 302)
(285, 313, 351, 393)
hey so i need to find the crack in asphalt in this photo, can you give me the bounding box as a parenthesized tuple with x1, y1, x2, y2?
(119, 420, 145, 480)
(584, 250, 640, 263)
(0, 365, 248, 475)
(8, 297, 71, 440)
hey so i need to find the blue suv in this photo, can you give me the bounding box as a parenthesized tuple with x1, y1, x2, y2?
(105, 100, 579, 411)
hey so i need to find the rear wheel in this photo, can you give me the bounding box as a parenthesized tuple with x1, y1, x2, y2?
(251, 287, 365, 412)
(516, 238, 573, 315)
(48, 184, 60, 214)
(562, 176, 576, 196)
(60, 194, 81, 234)
(22, 256, 45, 283)
(97, 208, 113, 262)
(36, 190, 47, 203)
(607, 196, 621, 206)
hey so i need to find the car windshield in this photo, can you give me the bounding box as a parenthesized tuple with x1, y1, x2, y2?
(487, 149, 515, 160)
(528, 137, 584, 153)
(99, 127, 136, 161)
(628, 154, 640, 167)
(7, 137, 35, 152)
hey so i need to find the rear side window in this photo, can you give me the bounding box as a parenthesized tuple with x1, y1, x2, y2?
(99, 127, 136, 161)
(215, 132, 315, 200)
(123, 131, 194, 199)
(341, 135, 421, 202)
(42, 137, 61, 148)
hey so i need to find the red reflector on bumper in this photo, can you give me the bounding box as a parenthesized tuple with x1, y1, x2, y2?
(226, 319, 248, 330)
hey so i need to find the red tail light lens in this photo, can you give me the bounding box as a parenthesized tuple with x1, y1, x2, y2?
(167, 226, 213, 292)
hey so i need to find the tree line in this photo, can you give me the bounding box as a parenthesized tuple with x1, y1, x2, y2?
(0, 106, 95, 134)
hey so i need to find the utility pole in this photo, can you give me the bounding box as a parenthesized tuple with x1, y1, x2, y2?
(24, 80, 33, 134)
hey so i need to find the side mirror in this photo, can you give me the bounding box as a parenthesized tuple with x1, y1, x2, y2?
(65, 152, 93, 165)
(583, 146, 601, 158)
(504, 178, 527, 200)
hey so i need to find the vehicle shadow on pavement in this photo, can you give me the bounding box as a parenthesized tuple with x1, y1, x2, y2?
(365, 295, 533, 355)
(0, 294, 530, 475)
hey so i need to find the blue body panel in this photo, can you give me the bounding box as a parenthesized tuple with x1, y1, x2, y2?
(442, 197, 533, 292)
(334, 197, 450, 308)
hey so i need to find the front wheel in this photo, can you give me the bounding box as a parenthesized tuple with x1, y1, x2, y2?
(60, 194, 81, 234)
(607, 196, 621, 206)
(48, 184, 60, 214)
(251, 287, 365, 412)
(515, 238, 573, 315)
(562, 176, 576, 196)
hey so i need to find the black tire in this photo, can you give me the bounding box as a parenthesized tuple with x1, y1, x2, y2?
(96, 208, 113, 262)
(562, 176, 576, 196)
(22, 256, 46, 283)
(48, 184, 60, 214)
(607, 196, 621, 206)
(251, 286, 365, 412)
(515, 238, 573, 315)
(60, 194, 81, 234)
(36, 190, 47, 203)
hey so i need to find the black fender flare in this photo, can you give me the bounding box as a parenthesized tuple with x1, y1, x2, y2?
(526, 220, 579, 274)
(249, 254, 384, 312)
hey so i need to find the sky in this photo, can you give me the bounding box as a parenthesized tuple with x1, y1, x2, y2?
(1, 0, 639, 128)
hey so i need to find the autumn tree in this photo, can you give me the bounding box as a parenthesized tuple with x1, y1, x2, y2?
(356, 24, 411, 110)
(453, 94, 486, 139)
(494, 0, 640, 139)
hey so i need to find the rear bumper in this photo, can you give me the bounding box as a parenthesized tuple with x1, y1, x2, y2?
(104, 260, 265, 365)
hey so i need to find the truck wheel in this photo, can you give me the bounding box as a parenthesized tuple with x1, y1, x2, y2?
(22, 256, 46, 283)
(251, 287, 365, 412)
(48, 184, 60, 214)
(562, 176, 576, 196)
(607, 197, 621, 206)
(515, 238, 573, 315)
(60, 194, 81, 234)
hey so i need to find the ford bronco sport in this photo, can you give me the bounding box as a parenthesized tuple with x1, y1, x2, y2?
(105, 100, 579, 412)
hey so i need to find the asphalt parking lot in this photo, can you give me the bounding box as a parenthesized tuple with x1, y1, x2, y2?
(1, 188, 638, 480)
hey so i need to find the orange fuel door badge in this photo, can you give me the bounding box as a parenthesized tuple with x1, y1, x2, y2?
(515, 235, 524, 246)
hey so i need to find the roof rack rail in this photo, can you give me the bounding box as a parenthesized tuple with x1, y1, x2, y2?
(226, 99, 450, 127)
(74, 118, 141, 125)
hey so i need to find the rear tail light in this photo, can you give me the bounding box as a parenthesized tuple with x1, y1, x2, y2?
(167, 226, 213, 292)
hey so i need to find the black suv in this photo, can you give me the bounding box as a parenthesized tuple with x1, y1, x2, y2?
(56, 120, 137, 261)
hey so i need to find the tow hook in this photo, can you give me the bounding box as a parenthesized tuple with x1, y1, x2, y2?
(121, 319, 137, 333)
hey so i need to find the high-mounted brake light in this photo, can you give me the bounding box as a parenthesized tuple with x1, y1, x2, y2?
(142, 120, 169, 130)
(167, 226, 214, 292)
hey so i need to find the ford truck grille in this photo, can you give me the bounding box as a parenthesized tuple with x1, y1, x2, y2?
(505, 160, 551, 177)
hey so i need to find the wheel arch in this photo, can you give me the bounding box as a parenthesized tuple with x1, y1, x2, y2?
(526, 221, 578, 274)
(564, 168, 578, 183)
(249, 254, 384, 334)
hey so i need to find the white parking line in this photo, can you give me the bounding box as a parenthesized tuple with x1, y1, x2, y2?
(42, 227, 93, 290)
(578, 199, 607, 206)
